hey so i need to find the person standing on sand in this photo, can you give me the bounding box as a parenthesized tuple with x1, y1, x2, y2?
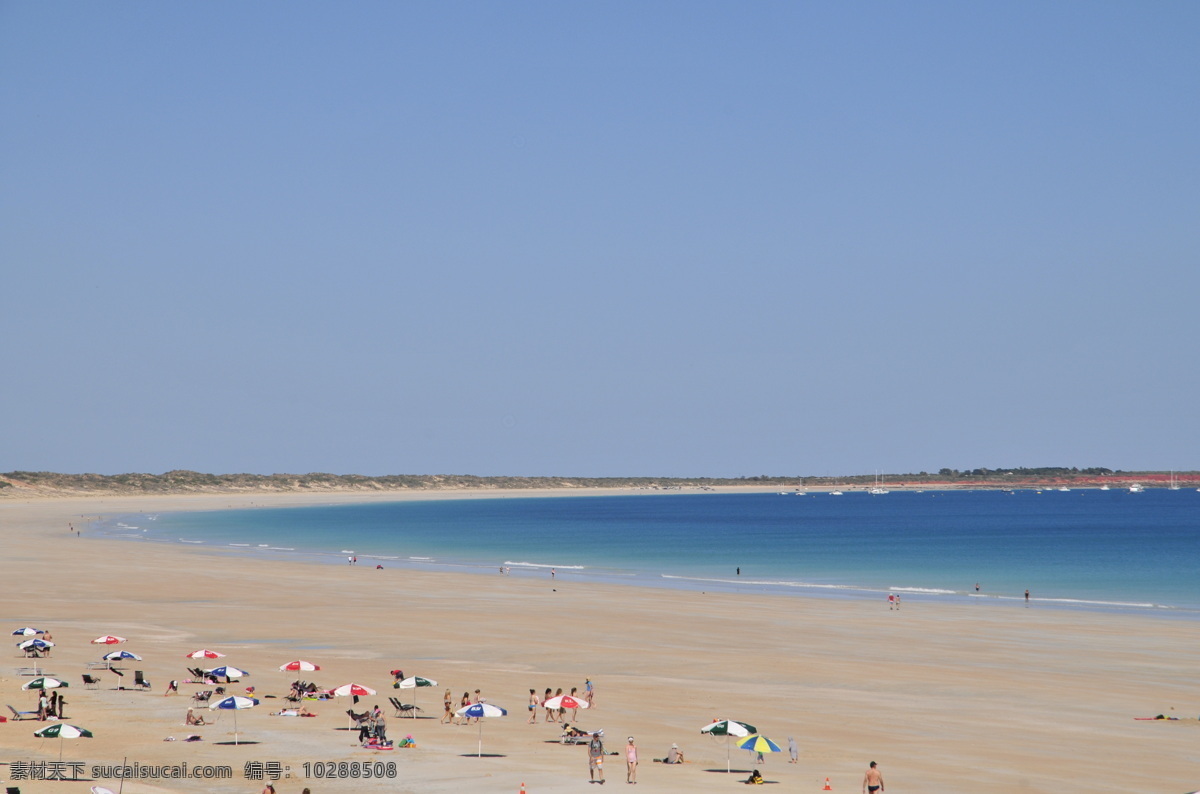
(585, 677, 594, 707)
(887, 594, 894, 610)
(863, 761, 884, 793)
(442, 689, 453, 724)
(788, 736, 798, 763)
(1025, 589, 1030, 605)
(588, 731, 606, 784)
(626, 736, 638, 783)
(527, 689, 540, 724)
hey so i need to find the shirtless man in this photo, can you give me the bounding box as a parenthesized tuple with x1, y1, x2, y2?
(863, 761, 884, 793)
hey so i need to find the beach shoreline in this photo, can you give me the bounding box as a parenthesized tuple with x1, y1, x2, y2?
(2, 493, 1198, 793)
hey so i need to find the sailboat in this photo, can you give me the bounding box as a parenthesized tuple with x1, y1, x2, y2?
(869, 471, 889, 495)
(1169, 471, 1181, 491)
(1129, 483, 1144, 493)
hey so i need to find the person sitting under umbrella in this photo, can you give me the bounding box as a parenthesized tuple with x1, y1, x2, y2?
(744, 768, 763, 784)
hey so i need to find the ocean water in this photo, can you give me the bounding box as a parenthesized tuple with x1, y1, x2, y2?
(93, 489, 1200, 616)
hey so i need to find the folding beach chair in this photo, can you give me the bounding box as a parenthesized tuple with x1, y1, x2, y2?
(7, 704, 37, 720)
(134, 670, 151, 689)
(82, 674, 100, 689)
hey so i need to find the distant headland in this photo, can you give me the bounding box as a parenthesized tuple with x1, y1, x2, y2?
(0, 467, 1195, 498)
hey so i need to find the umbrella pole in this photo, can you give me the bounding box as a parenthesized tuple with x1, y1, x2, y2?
(234, 710, 239, 746)
(727, 735, 731, 774)
(478, 721, 483, 757)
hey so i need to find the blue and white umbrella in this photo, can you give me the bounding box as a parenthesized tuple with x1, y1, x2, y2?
(455, 702, 507, 757)
(12, 627, 45, 636)
(101, 650, 142, 662)
(209, 696, 259, 745)
(16, 638, 54, 674)
(17, 638, 54, 651)
(208, 665, 249, 680)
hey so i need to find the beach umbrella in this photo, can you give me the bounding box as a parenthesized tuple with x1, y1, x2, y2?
(455, 702, 508, 757)
(333, 683, 378, 733)
(12, 627, 45, 636)
(184, 649, 225, 659)
(333, 682, 376, 698)
(279, 660, 321, 672)
(17, 638, 54, 650)
(737, 733, 782, 757)
(91, 635, 127, 645)
(22, 676, 69, 690)
(33, 723, 93, 761)
(701, 719, 757, 773)
(543, 694, 588, 711)
(101, 650, 142, 662)
(209, 696, 259, 745)
(209, 665, 249, 680)
(394, 676, 437, 717)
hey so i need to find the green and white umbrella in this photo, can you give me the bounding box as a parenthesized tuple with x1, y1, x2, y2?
(701, 719, 757, 773)
(33, 723, 93, 761)
(22, 676, 69, 690)
(394, 676, 437, 717)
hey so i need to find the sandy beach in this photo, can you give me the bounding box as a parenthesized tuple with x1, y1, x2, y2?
(2, 491, 1198, 793)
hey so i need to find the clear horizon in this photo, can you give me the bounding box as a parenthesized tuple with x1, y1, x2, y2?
(2, 3, 1197, 477)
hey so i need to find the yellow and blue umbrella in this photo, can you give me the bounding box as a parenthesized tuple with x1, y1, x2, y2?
(737, 733, 782, 755)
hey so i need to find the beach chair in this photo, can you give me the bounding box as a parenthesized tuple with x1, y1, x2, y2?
(559, 724, 600, 745)
(7, 704, 37, 721)
(134, 670, 151, 690)
(388, 697, 421, 717)
(82, 674, 100, 689)
(192, 690, 213, 705)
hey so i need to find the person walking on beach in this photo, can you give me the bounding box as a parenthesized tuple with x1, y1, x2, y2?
(1025, 589, 1030, 605)
(863, 761, 884, 793)
(588, 731, 606, 784)
(569, 686, 580, 721)
(544, 688, 555, 723)
(788, 735, 799, 763)
(442, 689, 453, 724)
(527, 688, 540, 724)
(887, 593, 895, 610)
(626, 736, 638, 783)
(585, 677, 595, 707)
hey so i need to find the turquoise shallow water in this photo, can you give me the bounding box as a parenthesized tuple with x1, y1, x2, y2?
(93, 489, 1200, 616)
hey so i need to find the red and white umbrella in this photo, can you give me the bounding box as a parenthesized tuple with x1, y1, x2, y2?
(279, 660, 320, 672)
(184, 649, 225, 659)
(91, 635, 127, 645)
(332, 683, 377, 734)
(544, 694, 588, 711)
(332, 682, 375, 698)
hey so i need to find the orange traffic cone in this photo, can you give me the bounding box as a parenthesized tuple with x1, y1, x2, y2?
(519, 784, 526, 794)
(822, 777, 832, 790)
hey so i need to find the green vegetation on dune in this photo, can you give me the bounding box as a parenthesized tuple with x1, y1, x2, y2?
(0, 467, 1193, 496)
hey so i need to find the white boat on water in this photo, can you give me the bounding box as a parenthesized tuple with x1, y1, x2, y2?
(1169, 471, 1181, 491)
(1058, 486, 1071, 492)
(869, 471, 890, 495)
(829, 490, 843, 496)
(1129, 483, 1144, 493)
(1099, 485, 1110, 491)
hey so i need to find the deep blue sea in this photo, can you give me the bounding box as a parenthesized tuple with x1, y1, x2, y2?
(93, 489, 1200, 616)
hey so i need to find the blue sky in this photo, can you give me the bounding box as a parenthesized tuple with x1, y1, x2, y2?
(2, 2, 1197, 477)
